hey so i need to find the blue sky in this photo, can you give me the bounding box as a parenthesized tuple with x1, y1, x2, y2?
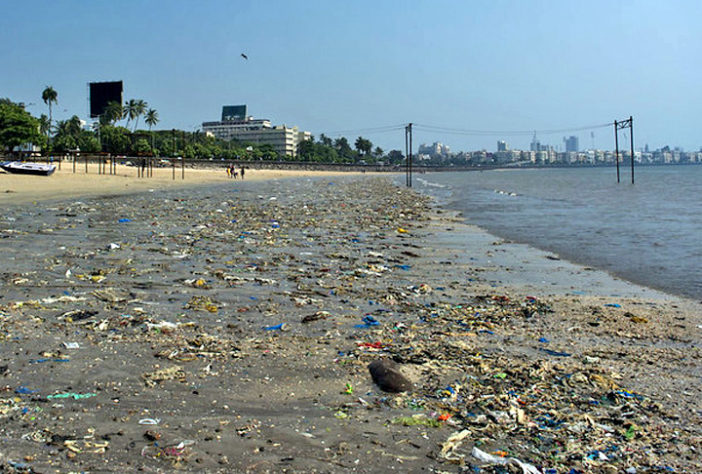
(1, 0, 700, 152)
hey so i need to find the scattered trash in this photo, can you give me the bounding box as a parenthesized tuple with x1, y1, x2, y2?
(15, 386, 38, 395)
(539, 348, 572, 357)
(0, 177, 695, 472)
(301, 311, 330, 323)
(138, 418, 161, 425)
(355, 315, 380, 328)
(142, 366, 187, 387)
(263, 323, 286, 331)
(46, 392, 97, 400)
(439, 429, 471, 463)
(30, 358, 70, 364)
(392, 414, 441, 427)
(471, 446, 541, 474)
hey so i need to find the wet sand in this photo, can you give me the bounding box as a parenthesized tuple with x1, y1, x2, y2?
(0, 175, 699, 472)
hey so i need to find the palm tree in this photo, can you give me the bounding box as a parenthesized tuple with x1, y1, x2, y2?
(144, 108, 159, 150)
(41, 86, 58, 140)
(124, 99, 137, 129)
(104, 101, 124, 126)
(39, 114, 51, 137)
(132, 99, 147, 132)
(66, 115, 82, 136)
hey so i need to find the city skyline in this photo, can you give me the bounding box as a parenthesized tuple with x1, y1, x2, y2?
(1, 1, 700, 153)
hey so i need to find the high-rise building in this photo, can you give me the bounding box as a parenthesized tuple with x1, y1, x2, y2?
(564, 135, 579, 152)
(497, 140, 509, 152)
(417, 142, 451, 158)
(203, 105, 311, 157)
(221, 105, 247, 121)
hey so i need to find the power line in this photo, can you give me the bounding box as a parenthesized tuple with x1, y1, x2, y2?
(413, 122, 613, 137)
(324, 124, 406, 136)
(322, 121, 614, 139)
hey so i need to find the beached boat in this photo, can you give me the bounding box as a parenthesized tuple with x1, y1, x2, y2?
(0, 161, 56, 176)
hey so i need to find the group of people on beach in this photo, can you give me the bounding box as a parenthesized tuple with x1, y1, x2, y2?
(226, 164, 245, 179)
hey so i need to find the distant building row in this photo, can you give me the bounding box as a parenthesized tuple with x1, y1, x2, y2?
(451, 148, 702, 166)
(202, 105, 311, 157)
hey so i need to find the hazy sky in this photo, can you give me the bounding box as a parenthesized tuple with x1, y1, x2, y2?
(2, 0, 700, 152)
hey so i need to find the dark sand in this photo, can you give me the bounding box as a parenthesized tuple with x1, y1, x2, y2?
(0, 176, 699, 472)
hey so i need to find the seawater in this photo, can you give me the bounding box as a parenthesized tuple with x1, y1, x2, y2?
(409, 166, 702, 300)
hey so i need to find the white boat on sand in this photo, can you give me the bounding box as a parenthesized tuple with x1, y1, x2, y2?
(0, 161, 56, 176)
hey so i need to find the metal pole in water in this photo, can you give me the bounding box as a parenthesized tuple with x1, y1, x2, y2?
(614, 120, 620, 183)
(629, 116, 634, 184)
(408, 123, 413, 188)
(405, 127, 409, 187)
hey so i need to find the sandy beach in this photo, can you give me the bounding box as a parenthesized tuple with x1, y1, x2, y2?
(0, 172, 699, 472)
(0, 163, 354, 206)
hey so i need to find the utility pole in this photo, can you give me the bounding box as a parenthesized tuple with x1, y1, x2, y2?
(404, 123, 413, 187)
(614, 117, 634, 184)
(629, 116, 634, 184)
(405, 126, 409, 187)
(614, 120, 620, 183)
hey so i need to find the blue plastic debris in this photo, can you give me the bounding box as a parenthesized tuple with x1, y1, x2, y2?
(118, 218, 131, 223)
(539, 337, 550, 343)
(15, 386, 38, 394)
(263, 323, 285, 331)
(616, 389, 645, 400)
(354, 315, 380, 328)
(394, 264, 411, 271)
(540, 348, 572, 357)
(30, 358, 70, 364)
(604, 303, 621, 308)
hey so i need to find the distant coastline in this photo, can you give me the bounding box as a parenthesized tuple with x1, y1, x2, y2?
(4, 153, 701, 174)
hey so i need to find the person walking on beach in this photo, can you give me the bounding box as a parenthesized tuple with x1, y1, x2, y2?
(226, 165, 231, 178)
(240, 167, 245, 180)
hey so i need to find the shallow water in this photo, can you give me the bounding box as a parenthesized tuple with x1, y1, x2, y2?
(410, 166, 702, 300)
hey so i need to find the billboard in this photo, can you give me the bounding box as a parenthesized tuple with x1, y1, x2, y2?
(222, 105, 247, 121)
(89, 81, 123, 118)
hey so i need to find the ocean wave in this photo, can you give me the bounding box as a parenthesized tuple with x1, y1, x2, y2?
(416, 177, 448, 189)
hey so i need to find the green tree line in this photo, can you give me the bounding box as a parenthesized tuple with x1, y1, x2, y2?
(1, 87, 407, 164)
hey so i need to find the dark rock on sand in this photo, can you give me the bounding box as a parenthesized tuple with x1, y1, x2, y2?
(368, 359, 412, 393)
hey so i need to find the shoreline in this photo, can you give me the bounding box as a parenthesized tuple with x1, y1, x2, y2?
(428, 209, 684, 302)
(0, 176, 699, 472)
(408, 170, 702, 303)
(0, 165, 363, 206)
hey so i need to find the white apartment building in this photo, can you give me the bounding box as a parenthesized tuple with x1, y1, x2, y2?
(202, 107, 311, 157)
